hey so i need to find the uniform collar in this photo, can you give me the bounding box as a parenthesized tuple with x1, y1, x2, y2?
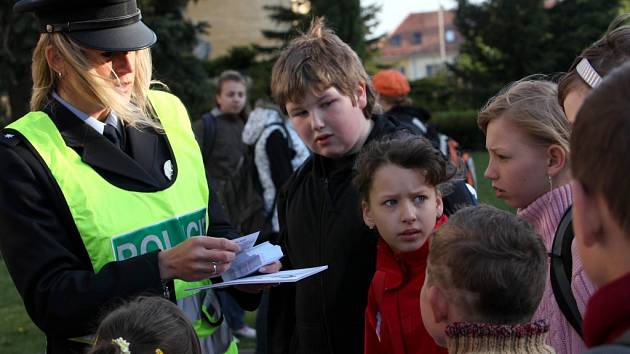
(42, 98, 162, 187)
(52, 91, 122, 135)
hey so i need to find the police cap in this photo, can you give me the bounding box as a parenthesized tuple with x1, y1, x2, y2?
(13, 0, 157, 52)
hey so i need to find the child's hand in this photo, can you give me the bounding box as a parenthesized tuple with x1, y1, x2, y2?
(233, 261, 283, 293)
(258, 261, 282, 274)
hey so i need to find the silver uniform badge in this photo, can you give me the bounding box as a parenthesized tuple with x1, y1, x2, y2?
(163, 160, 173, 180)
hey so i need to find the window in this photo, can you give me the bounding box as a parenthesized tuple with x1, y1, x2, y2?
(426, 63, 443, 77)
(412, 32, 422, 45)
(390, 35, 402, 47)
(445, 30, 456, 43)
(193, 40, 212, 59)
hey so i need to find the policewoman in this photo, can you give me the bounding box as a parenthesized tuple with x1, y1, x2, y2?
(0, 1, 257, 353)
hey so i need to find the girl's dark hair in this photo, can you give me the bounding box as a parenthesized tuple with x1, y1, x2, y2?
(558, 14, 630, 105)
(88, 296, 201, 354)
(572, 61, 630, 238)
(353, 132, 455, 202)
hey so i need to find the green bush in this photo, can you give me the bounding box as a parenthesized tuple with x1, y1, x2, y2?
(431, 109, 484, 151)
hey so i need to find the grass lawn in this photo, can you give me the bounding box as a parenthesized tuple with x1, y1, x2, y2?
(0, 150, 507, 353)
(0, 259, 46, 354)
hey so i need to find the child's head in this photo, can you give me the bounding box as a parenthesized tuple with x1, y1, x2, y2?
(571, 61, 630, 287)
(478, 79, 571, 209)
(271, 17, 375, 158)
(88, 296, 201, 354)
(420, 205, 547, 347)
(216, 69, 247, 115)
(372, 69, 412, 111)
(558, 14, 630, 122)
(353, 133, 451, 253)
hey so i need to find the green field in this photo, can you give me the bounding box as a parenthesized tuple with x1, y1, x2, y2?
(0, 150, 507, 354)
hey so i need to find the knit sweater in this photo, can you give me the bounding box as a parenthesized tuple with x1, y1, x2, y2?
(517, 184, 595, 354)
(445, 321, 555, 354)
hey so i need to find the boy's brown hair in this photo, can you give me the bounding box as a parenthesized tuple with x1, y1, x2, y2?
(271, 17, 375, 118)
(353, 132, 454, 202)
(426, 205, 547, 324)
(477, 79, 571, 154)
(572, 61, 630, 237)
(558, 14, 630, 105)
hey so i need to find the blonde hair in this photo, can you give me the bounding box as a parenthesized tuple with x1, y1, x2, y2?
(478, 79, 571, 153)
(271, 17, 375, 118)
(31, 33, 160, 129)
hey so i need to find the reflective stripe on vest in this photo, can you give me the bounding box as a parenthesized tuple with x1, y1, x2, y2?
(8, 91, 236, 352)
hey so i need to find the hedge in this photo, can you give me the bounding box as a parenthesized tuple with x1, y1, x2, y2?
(431, 109, 484, 151)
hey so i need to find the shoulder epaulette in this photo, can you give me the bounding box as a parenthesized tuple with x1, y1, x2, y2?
(0, 129, 21, 147)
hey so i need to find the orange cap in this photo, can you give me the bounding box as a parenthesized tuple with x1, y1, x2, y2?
(372, 69, 410, 97)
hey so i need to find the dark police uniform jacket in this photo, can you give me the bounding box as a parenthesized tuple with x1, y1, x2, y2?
(0, 97, 252, 354)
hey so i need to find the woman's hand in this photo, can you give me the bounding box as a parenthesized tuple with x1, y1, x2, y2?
(158, 236, 240, 281)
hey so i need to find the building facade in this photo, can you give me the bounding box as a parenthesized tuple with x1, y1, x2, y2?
(379, 8, 461, 80)
(185, 0, 301, 59)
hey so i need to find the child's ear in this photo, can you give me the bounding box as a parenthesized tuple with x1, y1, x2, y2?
(435, 191, 444, 218)
(572, 180, 603, 247)
(428, 285, 450, 324)
(355, 81, 367, 110)
(362, 200, 375, 229)
(546, 144, 567, 177)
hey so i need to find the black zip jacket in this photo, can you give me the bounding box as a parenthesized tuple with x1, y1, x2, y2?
(267, 115, 406, 354)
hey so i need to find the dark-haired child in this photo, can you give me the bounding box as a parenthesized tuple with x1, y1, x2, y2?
(88, 296, 201, 354)
(559, 14, 630, 122)
(421, 205, 555, 354)
(353, 133, 450, 354)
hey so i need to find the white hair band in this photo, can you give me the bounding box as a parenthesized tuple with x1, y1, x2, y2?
(576, 58, 602, 88)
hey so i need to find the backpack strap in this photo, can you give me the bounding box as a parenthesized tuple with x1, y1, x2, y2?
(262, 121, 293, 149)
(200, 112, 217, 166)
(550, 205, 584, 338)
(258, 121, 293, 221)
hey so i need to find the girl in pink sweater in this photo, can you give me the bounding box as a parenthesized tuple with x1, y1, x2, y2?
(477, 79, 596, 354)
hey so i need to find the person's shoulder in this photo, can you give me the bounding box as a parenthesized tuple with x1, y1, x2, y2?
(148, 88, 177, 99)
(148, 89, 185, 108)
(0, 128, 22, 148)
(370, 113, 420, 138)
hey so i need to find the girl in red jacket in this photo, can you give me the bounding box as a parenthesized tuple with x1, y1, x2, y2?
(353, 132, 452, 354)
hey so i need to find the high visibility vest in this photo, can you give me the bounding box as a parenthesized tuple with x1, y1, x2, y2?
(8, 90, 238, 354)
